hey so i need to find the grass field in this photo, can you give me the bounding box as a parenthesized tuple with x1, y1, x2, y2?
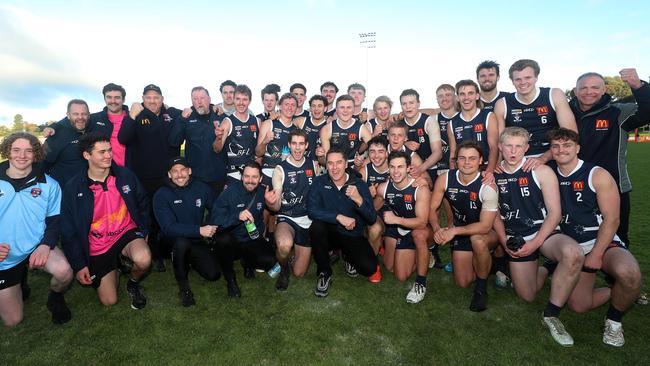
(2, 144, 649, 366)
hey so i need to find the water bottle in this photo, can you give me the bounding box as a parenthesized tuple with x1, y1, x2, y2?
(267, 262, 281, 278)
(245, 220, 260, 240)
(281, 145, 290, 161)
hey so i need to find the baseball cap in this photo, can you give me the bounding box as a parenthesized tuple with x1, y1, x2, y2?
(143, 84, 162, 95)
(168, 156, 190, 171)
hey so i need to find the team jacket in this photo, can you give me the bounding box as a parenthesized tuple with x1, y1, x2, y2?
(118, 105, 181, 180)
(169, 107, 227, 183)
(50, 105, 132, 138)
(307, 173, 377, 237)
(570, 83, 650, 193)
(153, 178, 216, 239)
(0, 162, 61, 270)
(60, 165, 150, 272)
(211, 181, 266, 243)
(43, 118, 87, 186)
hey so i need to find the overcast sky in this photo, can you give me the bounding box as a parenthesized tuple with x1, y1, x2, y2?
(1, 0, 648, 125)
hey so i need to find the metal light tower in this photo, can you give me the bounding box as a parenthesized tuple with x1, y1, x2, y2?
(359, 32, 376, 100)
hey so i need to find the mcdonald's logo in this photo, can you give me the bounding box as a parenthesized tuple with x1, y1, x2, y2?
(250, 125, 257, 132)
(305, 169, 313, 177)
(474, 124, 484, 133)
(141, 118, 150, 125)
(573, 181, 584, 191)
(404, 194, 413, 202)
(417, 128, 424, 136)
(348, 133, 357, 140)
(595, 119, 609, 129)
(518, 177, 529, 186)
(536, 106, 549, 115)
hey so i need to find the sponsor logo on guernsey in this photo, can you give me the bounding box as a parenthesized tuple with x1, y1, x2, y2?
(305, 169, 313, 177)
(511, 109, 523, 122)
(404, 194, 413, 203)
(250, 124, 257, 132)
(595, 119, 609, 129)
(474, 124, 484, 133)
(237, 203, 245, 208)
(121, 185, 131, 194)
(189, 119, 198, 123)
(572, 181, 584, 191)
(30, 188, 42, 197)
(470, 191, 478, 201)
(96, 122, 105, 126)
(195, 199, 201, 207)
(348, 133, 357, 141)
(173, 200, 182, 204)
(417, 128, 424, 136)
(518, 177, 529, 186)
(324, 185, 332, 190)
(536, 106, 549, 115)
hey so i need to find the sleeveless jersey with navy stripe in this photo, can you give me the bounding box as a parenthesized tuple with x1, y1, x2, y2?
(444, 170, 483, 226)
(481, 91, 508, 112)
(495, 160, 547, 237)
(437, 112, 455, 169)
(278, 158, 317, 217)
(504, 87, 558, 156)
(450, 109, 492, 163)
(405, 113, 432, 161)
(226, 114, 258, 173)
(384, 180, 419, 232)
(302, 116, 326, 159)
(367, 118, 388, 138)
(555, 160, 609, 245)
(365, 164, 389, 186)
(330, 120, 363, 163)
(263, 119, 296, 170)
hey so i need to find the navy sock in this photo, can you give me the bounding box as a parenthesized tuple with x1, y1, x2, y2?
(415, 275, 427, 287)
(606, 304, 625, 322)
(494, 256, 507, 274)
(475, 277, 487, 293)
(543, 301, 562, 318)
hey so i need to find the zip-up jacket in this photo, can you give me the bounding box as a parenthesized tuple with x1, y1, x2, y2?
(60, 165, 150, 272)
(153, 178, 215, 239)
(307, 173, 376, 237)
(570, 82, 650, 193)
(118, 105, 181, 180)
(168, 107, 227, 183)
(43, 118, 87, 186)
(211, 181, 265, 243)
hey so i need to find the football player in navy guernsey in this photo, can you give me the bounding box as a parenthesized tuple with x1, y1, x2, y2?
(0, 133, 73, 326)
(265, 130, 320, 291)
(494, 127, 583, 347)
(320, 81, 339, 117)
(494, 59, 577, 172)
(319, 95, 372, 168)
(399, 89, 443, 183)
(375, 151, 431, 303)
(295, 95, 328, 160)
(367, 96, 394, 138)
(290, 83, 310, 119)
(548, 128, 641, 347)
(348, 83, 372, 122)
(214, 85, 260, 186)
(429, 141, 499, 312)
(257, 84, 281, 122)
(476, 60, 509, 112)
(448, 80, 499, 175)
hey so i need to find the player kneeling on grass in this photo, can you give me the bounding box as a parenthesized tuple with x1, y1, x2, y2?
(374, 151, 431, 303)
(62, 132, 151, 310)
(211, 161, 277, 298)
(153, 157, 222, 307)
(494, 127, 583, 347)
(265, 130, 320, 291)
(307, 147, 378, 297)
(548, 128, 641, 347)
(429, 141, 499, 312)
(0, 132, 73, 326)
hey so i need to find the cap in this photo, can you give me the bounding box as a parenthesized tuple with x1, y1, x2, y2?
(143, 84, 162, 95)
(168, 156, 190, 171)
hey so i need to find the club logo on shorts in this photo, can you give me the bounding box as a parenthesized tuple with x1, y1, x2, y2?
(518, 177, 529, 186)
(473, 124, 484, 133)
(536, 106, 549, 115)
(30, 188, 42, 197)
(195, 199, 202, 207)
(121, 185, 131, 194)
(572, 181, 584, 191)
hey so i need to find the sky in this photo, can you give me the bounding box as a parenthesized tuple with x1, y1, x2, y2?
(1, 0, 649, 126)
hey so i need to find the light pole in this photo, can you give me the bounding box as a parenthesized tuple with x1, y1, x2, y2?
(359, 32, 376, 100)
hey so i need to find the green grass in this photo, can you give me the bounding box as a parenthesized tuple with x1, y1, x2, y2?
(2, 144, 650, 365)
